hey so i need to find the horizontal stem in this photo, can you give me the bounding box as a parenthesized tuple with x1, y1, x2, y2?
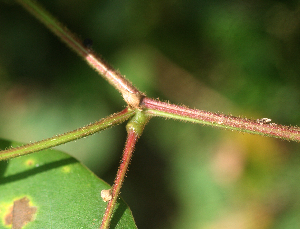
(0, 108, 135, 161)
(142, 98, 300, 142)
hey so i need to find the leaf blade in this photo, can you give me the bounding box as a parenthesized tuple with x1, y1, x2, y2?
(0, 139, 137, 229)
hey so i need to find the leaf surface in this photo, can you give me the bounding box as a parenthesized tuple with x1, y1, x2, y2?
(0, 139, 137, 229)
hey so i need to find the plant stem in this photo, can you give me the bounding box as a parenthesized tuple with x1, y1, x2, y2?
(0, 108, 135, 161)
(17, 0, 143, 108)
(142, 97, 300, 142)
(100, 130, 137, 229)
(100, 111, 148, 229)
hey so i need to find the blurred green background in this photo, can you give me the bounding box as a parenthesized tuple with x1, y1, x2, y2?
(1, 0, 300, 228)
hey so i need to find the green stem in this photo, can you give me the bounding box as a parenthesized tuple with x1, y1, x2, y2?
(100, 110, 149, 229)
(142, 97, 300, 142)
(16, 0, 143, 108)
(0, 108, 135, 161)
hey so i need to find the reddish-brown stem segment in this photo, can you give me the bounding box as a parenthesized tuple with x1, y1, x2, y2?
(142, 97, 300, 142)
(100, 130, 138, 229)
(17, 0, 143, 108)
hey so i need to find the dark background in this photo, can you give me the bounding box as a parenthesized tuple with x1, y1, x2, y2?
(1, 0, 300, 228)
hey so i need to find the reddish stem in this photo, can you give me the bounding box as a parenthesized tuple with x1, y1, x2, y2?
(142, 97, 300, 142)
(100, 130, 138, 229)
(17, 0, 143, 108)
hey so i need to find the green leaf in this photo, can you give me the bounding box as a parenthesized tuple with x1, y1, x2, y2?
(0, 139, 137, 229)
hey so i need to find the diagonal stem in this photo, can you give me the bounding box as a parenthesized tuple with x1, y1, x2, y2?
(16, 0, 143, 108)
(100, 130, 138, 229)
(0, 108, 135, 161)
(142, 97, 300, 142)
(100, 111, 149, 229)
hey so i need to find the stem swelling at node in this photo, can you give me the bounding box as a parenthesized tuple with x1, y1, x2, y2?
(126, 109, 150, 136)
(5, 1, 300, 229)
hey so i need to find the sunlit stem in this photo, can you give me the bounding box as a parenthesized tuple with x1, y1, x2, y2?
(16, 0, 143, 108)
(142, 97, 300, 142)
(100, 111, 149, 229)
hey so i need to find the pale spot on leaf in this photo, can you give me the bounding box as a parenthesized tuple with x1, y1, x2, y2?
(101, 189, 112, 202)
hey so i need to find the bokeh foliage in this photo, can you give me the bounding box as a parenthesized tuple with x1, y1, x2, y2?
(1, 0, 300, 228)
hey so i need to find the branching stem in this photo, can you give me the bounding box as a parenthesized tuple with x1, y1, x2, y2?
(8, 1, 300, 229)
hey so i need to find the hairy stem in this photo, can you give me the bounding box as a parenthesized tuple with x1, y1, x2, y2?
(100, 111, 148, 229)
(142, 97, 300, 142)
(17, 0, 143, 108)
(100, 130, 137, 229)
(0, 108, 135, 161)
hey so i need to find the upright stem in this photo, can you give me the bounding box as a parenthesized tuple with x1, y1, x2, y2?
(100, 111, 149, 229)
